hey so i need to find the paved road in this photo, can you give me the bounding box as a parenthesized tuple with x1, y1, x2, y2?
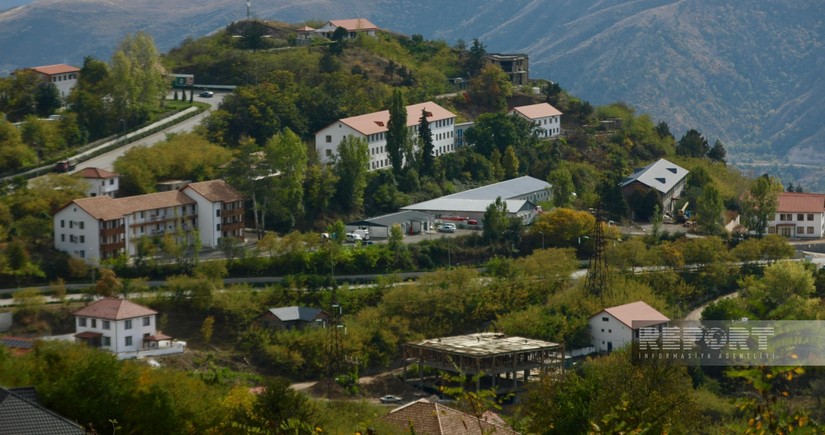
(72, 93, 226, 172)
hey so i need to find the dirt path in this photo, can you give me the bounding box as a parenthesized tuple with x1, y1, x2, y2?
(684, 292, 739, 321)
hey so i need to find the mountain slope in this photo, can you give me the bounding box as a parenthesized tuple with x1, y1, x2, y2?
(1, 0, 823, 163)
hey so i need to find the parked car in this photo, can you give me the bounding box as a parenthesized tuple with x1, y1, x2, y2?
(345, 233, 363, 243)
(54, 160, 75, 173)
(199, 90, 214, 98)
(466, 219, 478, 225)
(439, 223, 456, 233)
(379, 395, 402, 404)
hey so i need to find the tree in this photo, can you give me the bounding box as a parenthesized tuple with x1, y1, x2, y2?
(94, 268, 123, 297)
(464, 112, 537, 159)
(707, 139, 727, 163)
(66, 56, 112, 140)
(35, 82, 62, 117)
(655, 121, 672, 139)
(740, 174, 782, 237)
(385, 89, 407, 175)
(468, 64, 512, 112)
(695, 184, 724, 234)
(333, 135, 369, 213)
(531, 208, 595, 249)
(548, 167, 575, 208)
(418, 108, 435, 177)
(482, 197, 509, 244)
(109, 32, 167, 124)
(253, 377, 318, 431)
(0, 118, 38, 172)
(676, 129, 709, 157)
(201, 316, 215, 347)
(465, 38, 487, 76)
(502, 145, 519, 179)
(267, 129, 308, 232)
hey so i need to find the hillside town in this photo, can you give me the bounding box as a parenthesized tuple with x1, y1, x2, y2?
(1, 15, 824, 434)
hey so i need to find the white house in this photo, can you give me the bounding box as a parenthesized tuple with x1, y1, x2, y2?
(315, 101, 456, 171)
(509, 103, 562, 138)
(766, 192, 825, 238)
(27, 64, 80, 99)
(53, 179, 243, 264)
(315, 18, 379, 39)
(78, 167, 119, 198)
(73, 297, 184, 359)
(589, 300, 669, 352)
(182, 180, 245, 248)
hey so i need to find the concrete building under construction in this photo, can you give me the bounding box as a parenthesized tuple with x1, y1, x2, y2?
(402, 333, 563, 395)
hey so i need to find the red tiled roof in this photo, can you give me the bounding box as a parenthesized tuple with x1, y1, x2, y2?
(381, 399, 519, 435)
(776, 192, 825, 213)
(338, 101, 455, 136)
(184, 180, 244, 203)
(78, 167, 117, 179)
(30, 64, 80, 76)
(145, 333, 172, 341)
(511, 102, 562, 119)
(597, 300, 669, 329)
(328, 18, 379, 31)
(73, 298, 157, 320)
(70, 196, 128, 221)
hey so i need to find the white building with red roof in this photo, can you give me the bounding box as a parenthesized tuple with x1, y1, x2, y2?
(73, 297, 184, 358)
(767, 192, 825, 238)
(53, 179, 243, 263)
(589, 300, 669, 352)
(316, 18, 379, 39)
(78, 167, 119, 198)
(315, 101, 456, 170)
(27, 64, 80, 99)
(509, 102, 562, 138)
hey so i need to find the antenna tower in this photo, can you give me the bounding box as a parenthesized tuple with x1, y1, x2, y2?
(584, 209, 609, 300)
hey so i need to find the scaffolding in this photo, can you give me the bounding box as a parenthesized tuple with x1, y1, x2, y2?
(403, 333, 563, 395)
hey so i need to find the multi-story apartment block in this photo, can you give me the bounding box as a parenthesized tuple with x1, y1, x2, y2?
(484, 53, 529, 86)
(53, 180, 243, 263)
(509, 103, 563, 138)
(315, 101, 456, 171)
(766, 192, 825, 238)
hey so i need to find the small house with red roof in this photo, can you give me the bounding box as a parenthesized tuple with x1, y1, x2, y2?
(589, 300, 669, 352)
(316, 18, 379, 39)
(73, 297, 184, 359)
(78, 167, 119, 198)
(27, 64, 80, 99)
(380, 398, 519, 435)
(767, 192, 825, 238)
(509, 103, 562, 138)
(315, 101, 456, 171)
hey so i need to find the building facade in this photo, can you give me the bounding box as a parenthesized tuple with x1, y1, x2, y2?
(27, 64, 80, 99)
(589, 301, 669, 352)
(73, 298, 183, 359)
(315, 18, 379, 39)
(620, 158, 689, 216)
(78, 167, 119, 198)
(509, 103, 562, 138)
(766, 192, 825, 238)
(53, 180, 243, 263)
(484, 53, 529, 85)
(315, 101, 456, 171)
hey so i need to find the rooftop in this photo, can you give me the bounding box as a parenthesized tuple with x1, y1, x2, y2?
(403, 198, 532, 214)
(266, 306, 325, 322)
(328, 18, 379, 31)
(776, 192, 825, 213)
(335, 101, 455, 136)
(597, 300, 670, 329)
(184, 179, 244, 203)
(73, 297, 157, 321)
(382, 398, 518, 435)
(407, 333, 559, 357)
(402, 176, 549, 213)
(349, 210, 435, 228)
(0, 387, 85, 435)
(620, 158, 689, 194)
(78, 167, 117, 179)
(29, 64, 80, 76)
(511, 103, 562, 119)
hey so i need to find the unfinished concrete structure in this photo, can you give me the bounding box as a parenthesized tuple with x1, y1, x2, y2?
(403, 332, 562, 395)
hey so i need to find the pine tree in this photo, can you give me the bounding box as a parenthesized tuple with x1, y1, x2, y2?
(386, 89, 407, 175)
(418, 108, 434, 176)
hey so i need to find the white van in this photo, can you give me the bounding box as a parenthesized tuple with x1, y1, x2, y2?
(345, 233, 363, 243)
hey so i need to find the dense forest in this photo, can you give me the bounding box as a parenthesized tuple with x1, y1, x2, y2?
(1, 20, 822, 433)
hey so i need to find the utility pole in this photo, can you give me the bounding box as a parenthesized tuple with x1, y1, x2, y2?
(584, 209, 609, 301)
(246, 0, 251, 20)
(324, 242, 344, 401)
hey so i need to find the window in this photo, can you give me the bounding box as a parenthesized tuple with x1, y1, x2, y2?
(125, 336, 133, 346)
(798, 214, 805, 221)
(103, 336, 111, 346)
(103, 320, 110, 330)
(79, 317, 87, 327)
(325, 135, 332, 143)
(69, 221, 73, 229)
(61, 220, 65, 228)
(216, 209, 221, 217)
(797, 226, 804, 234)
(91, 319, 97, 328)
(61, 234, 65, 242)
(217, 224, 221, 231)
(143, 317, 151, 326)
(325, 149, 332, 157)
(808, 227, 814, 234)
(808, 214, 814, 221)
(602, 317, 609, 322)
(125, 319, 132, 330)
(79, 235, 85, 243)
(110, 179, 115, 185)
